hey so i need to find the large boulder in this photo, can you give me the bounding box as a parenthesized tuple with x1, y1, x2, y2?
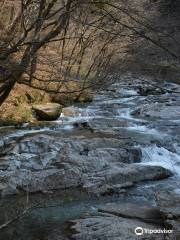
(0, 133, 172, 197)
(32, 103, 62, 121)
(156, 189, 180, 233)
(69, 203, 166, 240)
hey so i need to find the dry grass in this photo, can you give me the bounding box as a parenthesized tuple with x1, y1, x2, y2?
(0, 84, 51, 125)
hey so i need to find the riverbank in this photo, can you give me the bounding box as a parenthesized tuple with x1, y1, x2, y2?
(0, 83, 93, 125)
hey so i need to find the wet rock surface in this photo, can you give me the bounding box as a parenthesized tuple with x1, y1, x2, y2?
(98, 202, 163, 223)
(0, 133, 172, 196)
(70, 207, 165, 240)
(0, 74, 180, 239)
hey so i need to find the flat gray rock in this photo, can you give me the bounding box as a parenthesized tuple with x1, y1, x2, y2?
(99, 202, 163, 224)
(133, 103, 180, 120)
(70, 214, 165, 240)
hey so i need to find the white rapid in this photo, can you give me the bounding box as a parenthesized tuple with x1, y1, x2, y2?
(54, 77, 180, 179)
(141, 145, 180, 176)
(60, 77, 179, 180)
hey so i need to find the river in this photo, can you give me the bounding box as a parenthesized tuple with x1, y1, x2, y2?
(0, 74, 180, 239)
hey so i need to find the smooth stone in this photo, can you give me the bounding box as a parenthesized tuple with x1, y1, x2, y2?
(70, 214, 165, 240)
(32, 103, 62, 121)
(99, 202, 163, 224)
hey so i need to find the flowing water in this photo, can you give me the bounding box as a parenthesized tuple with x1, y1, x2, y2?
(0, 74, 180, 239)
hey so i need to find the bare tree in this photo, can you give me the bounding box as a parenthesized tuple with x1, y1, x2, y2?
(0, 0, 118, 105)
(0, 0, 180, 106)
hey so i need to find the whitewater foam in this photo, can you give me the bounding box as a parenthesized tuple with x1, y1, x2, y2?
(141, 145, 180, 176)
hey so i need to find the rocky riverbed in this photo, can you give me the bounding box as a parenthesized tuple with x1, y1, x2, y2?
(0, 74, 180, 239)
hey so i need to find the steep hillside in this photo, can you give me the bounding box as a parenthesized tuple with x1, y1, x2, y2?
(119, 0, 180, 82)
